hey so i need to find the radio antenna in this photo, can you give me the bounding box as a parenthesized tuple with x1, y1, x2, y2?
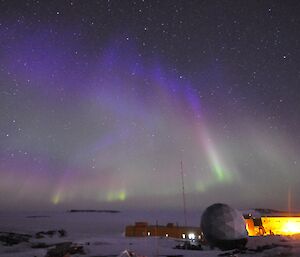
(181, 160, 187, 226)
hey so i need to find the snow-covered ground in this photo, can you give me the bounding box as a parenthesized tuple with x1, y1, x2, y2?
(1, 210, 300, 257)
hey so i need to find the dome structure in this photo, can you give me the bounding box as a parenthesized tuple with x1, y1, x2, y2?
(201, 203, 248, 250)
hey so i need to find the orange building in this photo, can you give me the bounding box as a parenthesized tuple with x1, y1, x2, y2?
(125, 222, 202, 240)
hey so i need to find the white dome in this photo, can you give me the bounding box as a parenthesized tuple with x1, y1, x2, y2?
(201, 203, 248, 249)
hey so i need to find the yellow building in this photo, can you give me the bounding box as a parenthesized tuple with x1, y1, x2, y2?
(244, 214, 300, 236)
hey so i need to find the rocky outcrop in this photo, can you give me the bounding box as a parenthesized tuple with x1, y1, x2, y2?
(0, 232, 31, 246)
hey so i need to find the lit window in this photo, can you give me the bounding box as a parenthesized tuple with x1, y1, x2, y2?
(182, 233, 186, 239)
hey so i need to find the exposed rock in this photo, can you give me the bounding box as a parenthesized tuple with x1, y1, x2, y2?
(0, 232, 32, 246)
(31, 242, 50, 248)
(45, 242, 84, 257)
(35, 229, 67, 239)
(58, 229, 67, 237)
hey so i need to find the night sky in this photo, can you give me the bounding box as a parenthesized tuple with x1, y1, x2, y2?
(1, 0, 300, 211)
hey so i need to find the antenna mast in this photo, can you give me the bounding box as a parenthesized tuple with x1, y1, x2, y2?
(181, 160, 187, 226)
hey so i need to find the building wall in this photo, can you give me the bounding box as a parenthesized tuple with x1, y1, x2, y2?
(261, 217, 300, 235)
(125, 222, 202, 239)
(245, 216, 300, 236)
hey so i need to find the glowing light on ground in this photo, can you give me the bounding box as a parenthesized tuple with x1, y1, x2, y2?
(282, 220, 300, 235)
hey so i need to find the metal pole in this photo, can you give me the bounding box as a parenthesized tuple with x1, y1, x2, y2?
(181, 160, 187, 227)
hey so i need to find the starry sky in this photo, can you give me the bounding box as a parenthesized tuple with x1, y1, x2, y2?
(0, 0, 300, 211)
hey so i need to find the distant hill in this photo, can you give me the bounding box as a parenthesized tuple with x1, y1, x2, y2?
(254, 208, 284, 214)
(67, 209, 120, 213)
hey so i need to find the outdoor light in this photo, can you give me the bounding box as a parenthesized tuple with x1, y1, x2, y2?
(188, 233, 195, 240)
